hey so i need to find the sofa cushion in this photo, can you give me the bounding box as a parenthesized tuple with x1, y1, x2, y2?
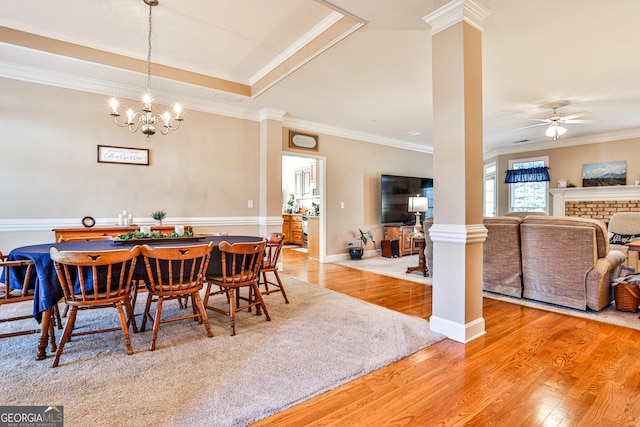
(522, 215, 609, 258)
(483, 216, 523, 297)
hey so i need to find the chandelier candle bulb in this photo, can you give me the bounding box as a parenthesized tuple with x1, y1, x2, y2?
(109, 98, 118, 115)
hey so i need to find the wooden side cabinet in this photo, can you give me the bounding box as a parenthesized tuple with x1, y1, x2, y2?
(383, 225, 416, 257)
(53, 225, 178, 243)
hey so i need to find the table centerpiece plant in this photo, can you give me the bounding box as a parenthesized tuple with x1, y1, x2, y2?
(151, 210, 166, 225)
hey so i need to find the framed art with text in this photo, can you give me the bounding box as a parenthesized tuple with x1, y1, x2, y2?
(97, 145, 150, 166)
(289, 130, 319, 151)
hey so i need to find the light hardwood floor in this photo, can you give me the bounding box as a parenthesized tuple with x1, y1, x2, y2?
(252, 248, 640, 426)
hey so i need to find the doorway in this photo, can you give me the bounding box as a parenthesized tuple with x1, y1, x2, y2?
(282, 154, 326, 262)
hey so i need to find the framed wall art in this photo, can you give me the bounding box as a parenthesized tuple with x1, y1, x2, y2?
(97, 145, 150, 166)
(582, 160, 626, 187)
(289, 130, 319, 151)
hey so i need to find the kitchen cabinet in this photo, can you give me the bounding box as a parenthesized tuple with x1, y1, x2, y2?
(294, 162, 316, 196)
(303, 169, 311, 195)
(294, 170, 303, 196)
(282, 214, 303, 245)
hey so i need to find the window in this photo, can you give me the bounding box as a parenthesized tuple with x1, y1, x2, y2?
(508, 156, 548, 213)
(484, 162, 496, 217)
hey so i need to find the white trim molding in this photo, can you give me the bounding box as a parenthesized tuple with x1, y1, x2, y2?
(549, 186, 640, 217)
(429, 223, 488, 244)
(423, 0, 491, 35)
(0, 216, 282, 233)
(430, 315, 486, 343)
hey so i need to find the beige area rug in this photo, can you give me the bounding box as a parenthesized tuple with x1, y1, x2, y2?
(335, 255, 640, 330)
(0, 276, 445, 427)
(334, 254, 432, 285)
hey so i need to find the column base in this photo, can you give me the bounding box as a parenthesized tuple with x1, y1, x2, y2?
(430, 315, 486, 343)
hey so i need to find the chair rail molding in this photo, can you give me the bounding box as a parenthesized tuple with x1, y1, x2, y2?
(549, 186, 640, 216)
(0, 216, 281, 233)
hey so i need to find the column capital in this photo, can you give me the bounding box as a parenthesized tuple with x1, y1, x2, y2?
(258, 107, 286, 122)
(423, 0, 490, 35)
(429, 223, 488, 244)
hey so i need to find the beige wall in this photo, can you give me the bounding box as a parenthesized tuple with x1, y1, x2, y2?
(282, 129, 433, 256)
(492, 137, 640, 215)
(1, 77, 433, 257)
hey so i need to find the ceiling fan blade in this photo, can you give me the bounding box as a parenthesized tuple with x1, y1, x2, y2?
(562, 112, 590, 121)
(563, 119, 597, 124)
(512, 122, 548, 131)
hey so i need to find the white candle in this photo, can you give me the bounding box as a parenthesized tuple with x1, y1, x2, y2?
(128, 213, 133, 224)
(118, 214, 123, 226)
(140, 225, 151, 235)
(175, 225, 184, 236)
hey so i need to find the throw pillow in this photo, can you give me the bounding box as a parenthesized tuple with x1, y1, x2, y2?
(609, 233, 640, 245)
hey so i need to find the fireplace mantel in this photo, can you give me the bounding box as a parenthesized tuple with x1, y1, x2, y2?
(549, 186, 640, 216)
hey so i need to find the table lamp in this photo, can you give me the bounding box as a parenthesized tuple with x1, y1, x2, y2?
(408, 195, 429, 234)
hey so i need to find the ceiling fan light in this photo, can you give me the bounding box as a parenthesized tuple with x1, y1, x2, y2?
(556, 125, 567, 136)
(545, 125, 556, 138)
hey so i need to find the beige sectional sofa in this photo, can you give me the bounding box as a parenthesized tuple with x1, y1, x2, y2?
(425, 215, 625, 311)
(520, 216, 625, 311)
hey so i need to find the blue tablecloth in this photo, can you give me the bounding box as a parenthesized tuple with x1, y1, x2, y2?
(5, 235, 263, 322)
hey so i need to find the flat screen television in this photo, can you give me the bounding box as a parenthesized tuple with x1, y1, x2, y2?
(381, 174, 433, 225)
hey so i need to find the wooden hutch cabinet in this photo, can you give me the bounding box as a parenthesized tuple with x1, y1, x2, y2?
(383, 225, 417, 257)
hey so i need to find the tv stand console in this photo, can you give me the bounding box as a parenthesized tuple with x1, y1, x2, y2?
(383, 225, 417, 257)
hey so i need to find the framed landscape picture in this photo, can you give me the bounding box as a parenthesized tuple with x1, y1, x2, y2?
(582, 161, 626, 187)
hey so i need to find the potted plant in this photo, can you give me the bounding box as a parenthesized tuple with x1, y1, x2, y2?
(347, 229, 375, 260)
(151, 210, 166, 226)
(286, 194, 295, 213)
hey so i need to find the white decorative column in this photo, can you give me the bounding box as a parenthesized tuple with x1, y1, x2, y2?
(424, 0, 490, 343)
(258, 108, 287, 237)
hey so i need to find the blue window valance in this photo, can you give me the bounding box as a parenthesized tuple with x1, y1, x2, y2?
(504, 166, 550, 183)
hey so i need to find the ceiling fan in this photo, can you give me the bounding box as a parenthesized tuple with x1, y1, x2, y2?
(515, 102, 595, 140)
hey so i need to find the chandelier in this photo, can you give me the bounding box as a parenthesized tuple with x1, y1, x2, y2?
(108, 0, 183, 141)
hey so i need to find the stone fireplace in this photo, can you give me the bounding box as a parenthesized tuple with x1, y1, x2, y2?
(549, 186, 640, 223)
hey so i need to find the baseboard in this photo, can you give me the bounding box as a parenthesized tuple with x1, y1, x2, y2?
(429, 315, 486, 343)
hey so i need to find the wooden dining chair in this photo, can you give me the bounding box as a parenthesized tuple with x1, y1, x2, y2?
(0, 252, 59, 351)
(49, 246, 141, 367)
(204, 239, 268, 336)
(258, 232, 289, 303)
(139, 242, 214, 351)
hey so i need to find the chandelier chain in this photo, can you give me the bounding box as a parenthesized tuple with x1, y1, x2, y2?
(147, 3, 153, 94)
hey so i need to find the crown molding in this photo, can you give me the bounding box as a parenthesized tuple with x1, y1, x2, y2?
(423, 0, 490, 35)
(283, 116, 432, 154)
(0, 60, 431, 155)
(484, 128, 640, 159)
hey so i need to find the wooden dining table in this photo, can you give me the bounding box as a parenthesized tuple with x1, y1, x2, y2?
(5, 235, 264, 360)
